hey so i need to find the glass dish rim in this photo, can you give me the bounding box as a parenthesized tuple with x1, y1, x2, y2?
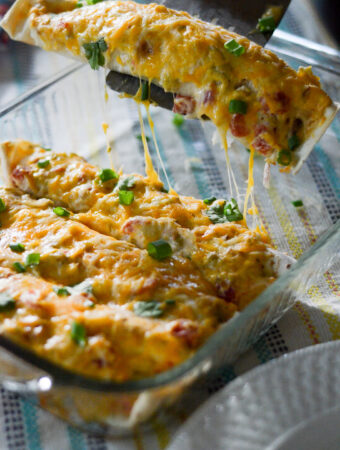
(0, 220, 338, 393)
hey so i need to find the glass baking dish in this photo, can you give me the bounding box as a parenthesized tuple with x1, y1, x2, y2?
(0, 35, 339, 435)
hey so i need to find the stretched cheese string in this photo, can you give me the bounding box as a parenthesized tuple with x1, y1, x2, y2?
(243, 146, 254, 220)
(219, 129, 240, 201)
(243, 146, 268, 237)
(101, 70, 116, 171)
(145, 104, 175, 194)
(136, 103, 161, 184)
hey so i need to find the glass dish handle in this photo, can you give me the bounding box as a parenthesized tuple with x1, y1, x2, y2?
(268, 30, 340, 76)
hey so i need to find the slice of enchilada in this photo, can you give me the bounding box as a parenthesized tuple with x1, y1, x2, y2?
(1, 140, 279, 310)
(1, 0, 338, 172)
(0, 267, 214, 380)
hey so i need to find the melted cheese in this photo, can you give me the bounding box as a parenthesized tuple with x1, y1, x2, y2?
(136, 103, 161, 185)
(145, 104, 173, 193)
(0, 140, 280, 380)
(1, 0, 334, 171)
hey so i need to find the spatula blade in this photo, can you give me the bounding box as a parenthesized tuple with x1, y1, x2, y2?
(142, 0, 291, 45)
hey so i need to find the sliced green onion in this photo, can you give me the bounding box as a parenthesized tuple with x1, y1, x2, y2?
(10, 243, 25, 253)
(224, 39, 245, 56)
(0, 198, 6, 213)
(119, 190, 134, 206)
(70, 321, 87, 347)
(134, 300, 163, 318)
(99, 168, 118, 183)
(42, 147, 51, 151)
(229, 99, 247, 115)
(147, 239, 172, 260)
(288, 134, 300, 151)
(13, 262, 26, 273)
(203, 196, 216, 205)
(53, 207, 70, 217)
(53, 287, 70, 296)
(173, 113, 184, 127)
(37, 159, 50, 168)
(0, 293, 16, 313)
(277, 150, 292, 166)
(292, 200, 304, 208)
(136, 134, 150, 142)
(26, 253, 40, 266)
(165, 299, 176, 306)
(141, 81, 149, 101)
(257, 16, 276, 32)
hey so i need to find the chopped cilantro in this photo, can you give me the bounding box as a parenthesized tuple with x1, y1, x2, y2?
(134, 300, 163, 318)
(207, 198, 243, 223)
(83, 38, 108, 70)
(224, 198, 243, 222)
(206, 202, 226, 224)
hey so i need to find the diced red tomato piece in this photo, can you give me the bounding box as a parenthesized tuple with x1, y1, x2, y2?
(252, 136, 272, 156)
(173, 95, 196, 115)
(273, 91, 290, 114)
(171, 320, 199, 348)
(230, 114, 249, 137)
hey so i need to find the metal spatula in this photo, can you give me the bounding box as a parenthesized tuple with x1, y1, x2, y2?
(106, 0, 290, 111)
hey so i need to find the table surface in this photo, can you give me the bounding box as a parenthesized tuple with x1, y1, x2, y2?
(0, 1, 339, 449)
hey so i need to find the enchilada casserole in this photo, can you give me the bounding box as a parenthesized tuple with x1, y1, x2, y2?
(0, 140, 282, 382)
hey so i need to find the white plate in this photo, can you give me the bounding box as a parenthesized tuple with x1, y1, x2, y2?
(169, 341, 340, 450)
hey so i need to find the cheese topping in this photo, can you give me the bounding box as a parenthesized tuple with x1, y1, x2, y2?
(0, 140, 279, 380)
(1, 0, 335, 172)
